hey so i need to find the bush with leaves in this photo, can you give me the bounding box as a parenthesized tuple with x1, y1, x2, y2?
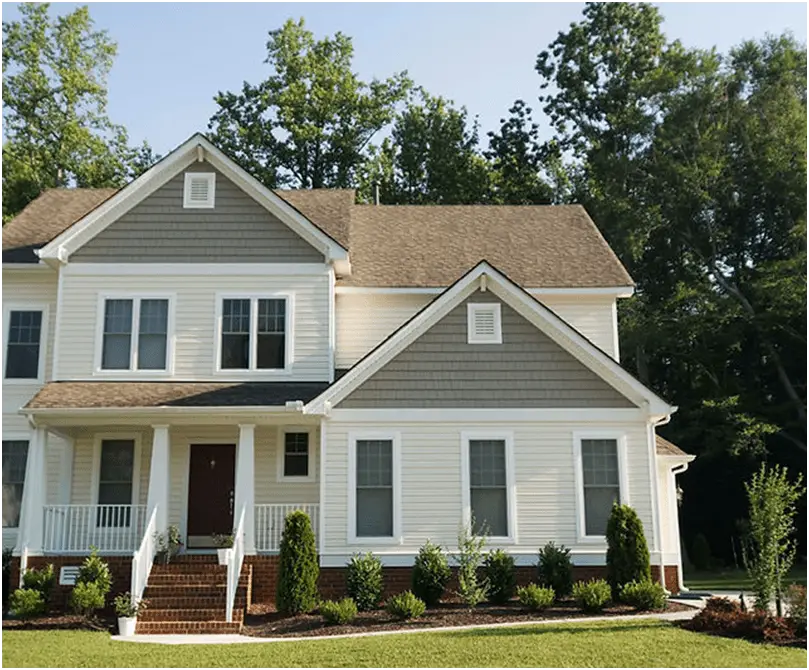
(2, 548, 13, 608)
(572, 579, 611, 613)
(386, 591, 426, 620)
(786, 584, 806, 637)
(70, 581, 105, 617)
(684, 597, 796, 643)
(113, 592, 147, 618)
(517, 583, 555, 611)
(346, 552, 383, 611)
(77, 547, 112, 597)
(537, 542, 573, 597)
(605, 504, 651, 599)
(620, 579, 667, 611)
(10, 588, 46, 619)
(412, 540, 451, 607)
(276, 510, 319, 615)
(483, 549, 516, 604)
(454, 520, 489, 608)
(22, 563, 56, 605)
(320, 597, 358, 625)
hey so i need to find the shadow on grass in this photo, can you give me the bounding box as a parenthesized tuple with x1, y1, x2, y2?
(448, 619, 668, 639)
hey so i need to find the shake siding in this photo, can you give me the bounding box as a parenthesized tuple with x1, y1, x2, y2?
(323, 421, 654, 556)
(335, 292, 619, 368)
(56, 271, 331, 381)
(71, 162, 325, 263)
(339, 291, 635, 408)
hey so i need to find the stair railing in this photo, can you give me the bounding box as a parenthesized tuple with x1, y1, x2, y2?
(225, 505, 246, 624)
(130, 505, 158, 605)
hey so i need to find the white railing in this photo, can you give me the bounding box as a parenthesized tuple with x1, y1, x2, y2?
(18, 545, 28, 588)
(226, 506, 246, 624)
(43, 505, 147, 554)
(254, 504, 319, 553)
(130, 506, 158, 605)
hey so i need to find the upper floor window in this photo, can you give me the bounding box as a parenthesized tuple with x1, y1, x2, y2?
(183, 172, 215, 208)
(99, 297, 171, 372)
(5, 310, 43, 380)
(219, 296, 288, 371)
(575, 435, 626, 539)
(2, 440, 28, 527)
(467, 303, 502, 344)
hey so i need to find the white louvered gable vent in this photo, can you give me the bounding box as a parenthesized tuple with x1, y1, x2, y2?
(183, 172, 216, 208)
(467, 303, 502, 344)
(59, 566, 80, 586)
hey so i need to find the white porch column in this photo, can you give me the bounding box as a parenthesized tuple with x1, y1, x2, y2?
(18, 426, 47, 555)
(147, 425, 171, 537)
(234, 424, 256, 554)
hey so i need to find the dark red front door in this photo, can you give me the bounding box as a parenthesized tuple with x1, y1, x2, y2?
(186, 444, 235, 548)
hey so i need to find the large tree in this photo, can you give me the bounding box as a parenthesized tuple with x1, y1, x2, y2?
(208, 18, 410, 190)
(2, 3, 153, 220)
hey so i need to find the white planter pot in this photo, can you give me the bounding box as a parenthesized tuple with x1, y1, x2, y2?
(118, 616, 137, 637)
(217, 548, 233, 565)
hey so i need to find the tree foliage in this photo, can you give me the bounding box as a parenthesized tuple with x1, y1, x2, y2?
(605, 504, 651, 598)
(276, 510, 319, 615)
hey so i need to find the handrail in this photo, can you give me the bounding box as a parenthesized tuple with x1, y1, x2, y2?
(130, 506, 158, 605)
(225, 506, 246, 624)
(43, 504, 147, 554)
(18, 545, 29, 588)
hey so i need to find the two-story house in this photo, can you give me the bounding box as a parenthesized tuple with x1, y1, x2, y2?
(2, 133, 693, 633)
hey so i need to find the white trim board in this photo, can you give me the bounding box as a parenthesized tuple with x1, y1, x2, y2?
(335, 286, 635, 298)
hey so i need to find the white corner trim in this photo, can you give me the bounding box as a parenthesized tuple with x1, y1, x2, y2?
(347, 431, 402, 545)
(466, 303, 502, 344)
(90, 433, 143, 507)
(3, 302, 50, 385)
(182, 171, 215, 209)
(318, 418, 328, 556)
(276, 426, 316, 482)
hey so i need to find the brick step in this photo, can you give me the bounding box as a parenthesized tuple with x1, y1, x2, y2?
(135, 620, 243, 635)
(151, 565, 227, 575)
(139, 608, 244, 622)
(146, 575, 250, 587)
(144, 584, 232, 597)
(143, 595, 247, 609)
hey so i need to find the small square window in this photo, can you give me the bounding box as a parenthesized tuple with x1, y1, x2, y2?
(467, 303, 502, 344)
(183, 172, 215, 208)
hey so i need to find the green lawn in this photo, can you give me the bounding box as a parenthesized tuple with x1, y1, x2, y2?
(3, 619, 806, 668)
(684, 566, 807, 592)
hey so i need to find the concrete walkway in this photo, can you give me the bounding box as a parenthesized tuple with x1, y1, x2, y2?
(112, 608, 698, 646)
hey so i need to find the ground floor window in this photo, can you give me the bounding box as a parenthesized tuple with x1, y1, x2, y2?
(462, 432, 514, 540)
(97, 439, 135, 527)
(350, 433, 400, 541)
(577, 436, 623, 537)
(2, 440, 28, 527)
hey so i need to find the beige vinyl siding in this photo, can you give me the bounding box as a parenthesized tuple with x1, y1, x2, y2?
(335, 292, 619, 368)
(71, 162, 325, 263)
(339, 291, 634, 408)
(323, 420, 654, 556)
(56, 270, 331, 381)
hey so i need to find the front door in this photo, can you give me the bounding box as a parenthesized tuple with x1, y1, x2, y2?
(186, 444, 236, 549)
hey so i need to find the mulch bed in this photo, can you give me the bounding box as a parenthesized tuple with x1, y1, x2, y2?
(243, 599, 694, 638)
(2, 613, 116, 632)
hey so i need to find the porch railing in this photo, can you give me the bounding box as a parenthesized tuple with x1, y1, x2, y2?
(254, 504, 319, 553)
(226, 505, 246, 624)
(130, 506, 158, 604)
(43, 505, 148, 554)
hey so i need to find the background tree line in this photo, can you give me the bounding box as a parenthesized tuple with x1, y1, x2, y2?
(4, 2, 806, 566)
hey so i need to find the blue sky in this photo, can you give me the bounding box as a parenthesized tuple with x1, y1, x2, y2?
(2, 2, 806, 155)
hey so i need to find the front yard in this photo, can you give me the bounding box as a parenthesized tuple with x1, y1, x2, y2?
(3, 619, 806, 668)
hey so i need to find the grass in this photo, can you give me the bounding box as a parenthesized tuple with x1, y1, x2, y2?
(3, 619, 806, 668)
(685, 566, 807, 592)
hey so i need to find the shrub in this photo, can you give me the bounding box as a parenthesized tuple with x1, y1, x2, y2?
(517, 583, 555, 612)
(483, 549, 516, 604)
(605, 504, 651, 599)
(113, 592, 147, 618)
(620, 579, 667, 611)
(572, 579, 611, 613)
(320, 597, 358, 625)
(10, 588, 45, 619)
(22, 563, 56, 604)
(386, 591, 426, 620)
(412, 540, 451, 607)
(454, 520, 488, 608)
(69, 581, 105, 617)
(77, 548, 112, 596)
(276, 510, 319, 615)
(537, 542, 573, 597)
(690, 533, 712, 571)
(786, 584, 806, 636)
(2, 548, 13, 608)
(346, 553, 383, 611)
(685, 598, 797, 643)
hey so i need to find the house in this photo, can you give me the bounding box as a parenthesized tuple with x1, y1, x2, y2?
(2, 133, 694, 633)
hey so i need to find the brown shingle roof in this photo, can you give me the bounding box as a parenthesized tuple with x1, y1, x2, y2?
(275, 188, 354, 249)
(656, 434, 691, 457)
(25, 381, 331, 409)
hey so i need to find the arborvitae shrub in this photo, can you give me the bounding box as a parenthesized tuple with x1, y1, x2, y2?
(690, 533, 712, 571)
(346, 553, 383, 611)
(320, 597, 358, 625)
(276, 510, 319, 615)
(537, 542, 573, 597)
(22, 564, 55, 604)
(483, 549, 516, 604)
(605, 504, 651, 599)
(620, 579, 667, 611)
(10, 588, 45, 619)
(386, 591, 426, 620)
(572, 579, 611, 612)
(412, 540, 451, 607)
(517, 583, 555, 611)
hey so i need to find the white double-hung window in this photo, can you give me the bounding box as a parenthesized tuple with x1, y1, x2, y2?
(574, 433, 628, 540)
(461, 432, 516, 541)
(97, 296, 172, 372)
(348, 432, 401, 543)
(218, 295, 291, 371)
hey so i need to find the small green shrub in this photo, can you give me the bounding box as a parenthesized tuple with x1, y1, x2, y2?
(22, 563, 56, 603)
(386, 591, 426, 620)
(346, 553, 383, 611)
(412, 540, 451, 607)
(605, 504, 651, 599)
(10, 588, 45, 619)
(572, 579, 611, 613)
(454, 520, 488, 608)
(620, 579, 667, 611)
(276, 510, 319, 615)
(786, 584, 806, 636)
(320, 597, 358, 625)
(517, 583, 555, 611)
(77, 548, 112, 596)
(69, 581, 105, 617)
(483, 549, 516, 604)
(690, 533, 712, 571)
(537, 542, 573, 597)
(2, 548, 13, 608)
(684, 598, 797, 643)
(113, 592, 147, 618)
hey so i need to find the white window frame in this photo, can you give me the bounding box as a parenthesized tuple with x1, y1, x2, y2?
(93, 293, 175, 376)
(461, 430, 517, 543)
(276, 426, 316, 482)
(466, 303, 502, 344)
(2, 431, 31, 529)
(572, 430, 630, 544)
(90, 433, 142, 510)
(3, 303, 49, 385)
(183, 172, 216, 209)
(214, 293, 294, 375)
(347, 431, 402, 545)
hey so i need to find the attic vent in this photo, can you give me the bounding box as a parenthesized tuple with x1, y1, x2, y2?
(467, 303, 502, 344)
(183, 172, 215, 208)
